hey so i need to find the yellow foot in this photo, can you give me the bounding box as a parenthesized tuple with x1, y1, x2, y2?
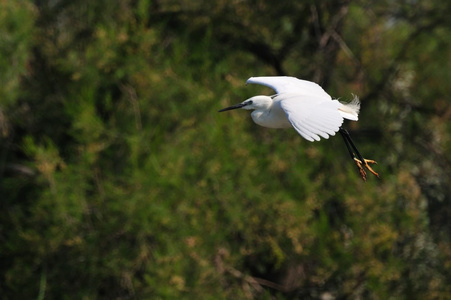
(354, 158, 380, 181)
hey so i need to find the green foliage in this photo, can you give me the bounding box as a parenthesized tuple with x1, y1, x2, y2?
(1, 0, 451, 299)
(0, 0, 35, 107)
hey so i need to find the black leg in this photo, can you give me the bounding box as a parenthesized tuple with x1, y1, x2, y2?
(339, 128, 356, 161)
(339, 128, 367, 164)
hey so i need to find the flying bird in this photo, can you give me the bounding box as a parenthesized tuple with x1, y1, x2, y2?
(219, 76, 379, 181)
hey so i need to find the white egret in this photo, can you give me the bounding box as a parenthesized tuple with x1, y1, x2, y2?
(219, 76, 379, 181)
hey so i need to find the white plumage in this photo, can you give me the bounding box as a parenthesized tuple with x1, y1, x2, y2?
(220, 76, 360, 142)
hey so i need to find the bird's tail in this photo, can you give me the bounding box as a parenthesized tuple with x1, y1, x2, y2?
(338, 95, 360, 121)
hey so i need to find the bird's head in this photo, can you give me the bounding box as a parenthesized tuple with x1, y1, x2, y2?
(218, 95, 272, 112)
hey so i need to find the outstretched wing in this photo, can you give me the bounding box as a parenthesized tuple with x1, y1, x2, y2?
(280, 95, 344, 142)
(247, 76, 332, 100)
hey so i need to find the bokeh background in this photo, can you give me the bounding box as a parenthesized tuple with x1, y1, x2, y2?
(1, 0, 451, 299)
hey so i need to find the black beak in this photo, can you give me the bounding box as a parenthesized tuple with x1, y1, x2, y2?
(218, 103, 247, 112)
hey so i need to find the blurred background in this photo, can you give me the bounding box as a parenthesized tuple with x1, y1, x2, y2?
(1, 0, 450, 299)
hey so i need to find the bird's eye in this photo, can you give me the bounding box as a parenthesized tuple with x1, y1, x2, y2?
(247, 100, 253, 105)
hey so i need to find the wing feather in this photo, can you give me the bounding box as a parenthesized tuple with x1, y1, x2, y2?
(296, 122, 321, 141)
(280, 96, 344, 142)
(291, 122, 316, 142)
(300, 118, 330, 139)
(308, 119, 337, 136)
(247, 76, 332, 100)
